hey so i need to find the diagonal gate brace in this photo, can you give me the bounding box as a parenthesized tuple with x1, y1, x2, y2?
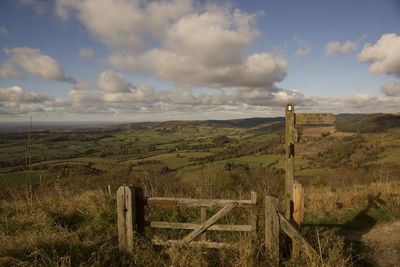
(182, 202, 239, 243)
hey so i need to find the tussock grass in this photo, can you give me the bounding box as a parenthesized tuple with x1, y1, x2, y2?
(2, 164, 393, 266)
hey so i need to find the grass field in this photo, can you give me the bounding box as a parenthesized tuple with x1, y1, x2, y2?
(1, 117, 400, 265)
(0, 170, 50, 189)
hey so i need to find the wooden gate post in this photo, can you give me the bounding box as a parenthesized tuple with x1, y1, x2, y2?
(285, 104, 295, 221)
(250, 191, 258, 237)
(265, 195, 280, 265)
(200, 207, 207, 241)
(292, 181, 304, 229)
(117, 185, 135, 252)
(292, 181, 304, 257)
(117, 185, 145, 253)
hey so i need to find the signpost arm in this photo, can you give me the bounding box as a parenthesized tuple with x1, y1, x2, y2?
(285, 104, 295, 221)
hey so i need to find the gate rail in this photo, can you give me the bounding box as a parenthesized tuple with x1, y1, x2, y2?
(117, 185, 257, 251)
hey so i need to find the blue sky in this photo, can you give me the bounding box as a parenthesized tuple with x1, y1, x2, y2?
(0, 0, 399, 121)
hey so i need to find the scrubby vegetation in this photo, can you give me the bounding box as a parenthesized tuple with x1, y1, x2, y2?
(1, 114, 400, 266)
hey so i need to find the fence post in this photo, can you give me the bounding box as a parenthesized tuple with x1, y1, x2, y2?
(200, 206, 207, 241)
(117, 185, 135, 252)
(292, 181, 304, 257)
(250, 191, 258, 237)
(265, 195, 280, 265)
(285, 104, 295, 221)
(134, 186, 145, 237)
(117, 185, 145, 253)
(293, 181, 304, 228)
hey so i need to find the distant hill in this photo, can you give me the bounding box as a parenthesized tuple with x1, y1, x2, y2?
(335, 113, 400, 133)
(205, 117, 284, 128)
(3, 113, 400, 134)
(117, 117, 285, 130)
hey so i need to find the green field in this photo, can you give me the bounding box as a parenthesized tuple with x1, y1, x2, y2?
(1, 117, 400, 190)
(1, 116, 400, 266)
(0, 170, 50, 189)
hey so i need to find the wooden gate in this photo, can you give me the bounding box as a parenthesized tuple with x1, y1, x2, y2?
(117, 185, 258, 251)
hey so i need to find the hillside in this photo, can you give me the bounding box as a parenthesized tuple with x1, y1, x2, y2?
(0, 114, 400, 266)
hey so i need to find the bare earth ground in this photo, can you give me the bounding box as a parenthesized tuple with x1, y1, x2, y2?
(356, 221, 400, 266)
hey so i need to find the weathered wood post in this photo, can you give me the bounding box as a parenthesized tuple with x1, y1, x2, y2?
(285, 104, 296, 221)
(117, 185, 145, 253)
(292, 181, 304, 257)
(117, 185, 135, 252)
(135, 186, 145, 236)
(200, 206, 207, 241)
(250, 191, 258, 237)
(265, 195, 280, 265)
(293, 181, 304, 229)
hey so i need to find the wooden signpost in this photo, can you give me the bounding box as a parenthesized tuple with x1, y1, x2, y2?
(284, 104, 335, 255)
(284, 104, 336, 221)
(295, 113, 336, 125)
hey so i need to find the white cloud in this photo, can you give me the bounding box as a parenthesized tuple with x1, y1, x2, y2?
(72, 81, 92, 91)
(78, 48, 94, 59)
(343, 94, 378, 107)
(0, 62, 18, 80)
(0, 86, 52, 103)
(56, 1, 285, 89)
(108, 52, 140, 72)
(0, 47, 75, 83)
(145, 8, 286, 88)
(294, 35, 311, 57)
(358, 33, 400, 77)
(325, 40, 357, 55)
(381, 81, 400, 97)
(68, 88, 103, 106)
(3, 82, 400, 119)
(103, 85, 159, 104)
(0, 26, 8, 36)
(7, 1, 399, 119)
(0, 86, 60, 115)
(146, 50, 287, 88)
(295, 46, 311, 58)
(56, 0, 193, 52)
(272, 90, 312, 105)
(97, 70, 131, 93)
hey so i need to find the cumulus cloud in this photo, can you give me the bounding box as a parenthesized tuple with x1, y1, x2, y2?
(103, 85, 159, 104)
(0, 26, 8, 36)
(108, 52, 140, 72)
(68, 88, 104, 107)
(56, 0, 193, 52)
(72, 81, 93, 91)
(97, 70, 132, 93)
(147, 50, 287, 88)
(0, 47, 75, 83)
(337, 93, 400, 113)
(9, 0, 398, 119)
(358, 33, 400, 77)
(0, 86, 53, 103)
(78, 48, 94, 59)
(145, 8, 286, 88)
(3, 83, 400, 118)
(56, 0, 286, 89)
(343, 94, 378, 107)
(0, 62, 18, 79)
(325, 40, 357, 55)
(381, 81, 400, 97)
(294, 35, 311, 57)
(0, 86, 61, 115)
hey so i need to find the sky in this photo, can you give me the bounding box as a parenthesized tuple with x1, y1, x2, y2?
(0, 0, 400, 122)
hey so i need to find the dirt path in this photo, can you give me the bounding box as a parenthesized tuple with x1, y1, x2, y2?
(359, 221, 400, 267)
